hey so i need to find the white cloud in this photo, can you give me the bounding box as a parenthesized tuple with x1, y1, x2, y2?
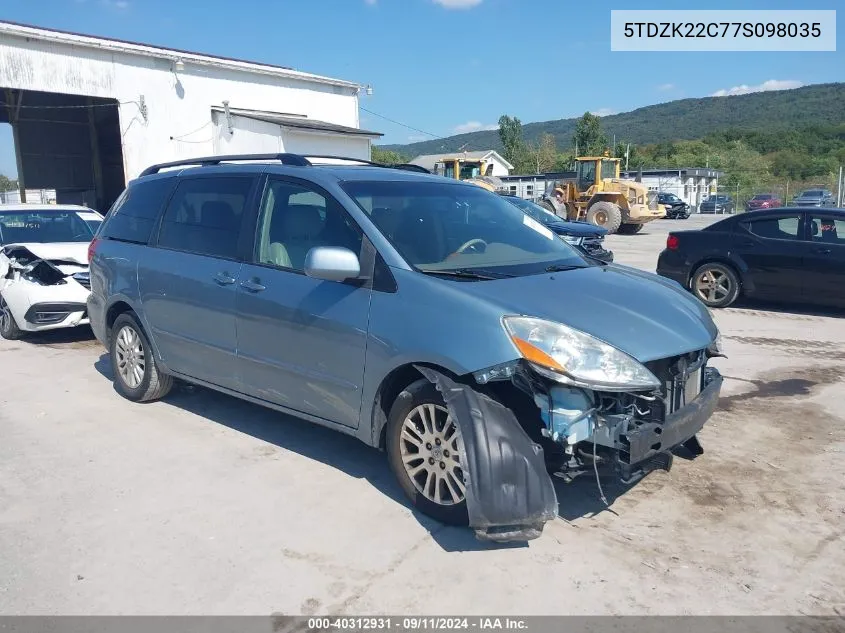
(408, 135, 428, 142)
(100, 0, 129, 8)
(365, 0, 377, 5)
(453, 121, 498, 134)
(657, 83, 675, 91)
(710, 79, 803, 97)
(589, 108, 616, 117)
(433, 0, 483, 8)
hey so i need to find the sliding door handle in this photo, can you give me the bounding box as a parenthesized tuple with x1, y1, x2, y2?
(213, 272, 236, 285)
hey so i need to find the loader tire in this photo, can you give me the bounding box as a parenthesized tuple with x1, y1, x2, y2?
(586, 202, 622, 234)
(617, 223, 644, 235)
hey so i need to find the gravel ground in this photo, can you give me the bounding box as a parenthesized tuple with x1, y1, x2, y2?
(1, 214, 843, 615)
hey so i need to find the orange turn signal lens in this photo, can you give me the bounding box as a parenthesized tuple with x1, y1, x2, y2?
(512, 337, 564, 372)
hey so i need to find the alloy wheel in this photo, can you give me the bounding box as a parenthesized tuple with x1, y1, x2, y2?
(399, 404, 465, 506)
(115, 325, 146, 389)
(695, 269, 732, 303)
(0, 297, 11, 333)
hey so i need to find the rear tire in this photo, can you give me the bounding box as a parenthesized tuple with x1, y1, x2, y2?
(586, 202, 622, 233)
(617, 223, 644, 235)
(0, 294, 24, 340)
(690, 262, 740, 308)
(110, 312, 173, 402)
(387, 379, 469, 526)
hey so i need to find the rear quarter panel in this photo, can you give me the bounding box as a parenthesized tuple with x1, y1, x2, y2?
(658, 225, 745, 287)
(88, 240, 145, 347)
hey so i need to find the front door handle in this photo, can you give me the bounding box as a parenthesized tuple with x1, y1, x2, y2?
(738, 240, 756, 247)
(213, 272, 236, 285)
(240, 279, 266, 293)
(814, 247, 832, 254)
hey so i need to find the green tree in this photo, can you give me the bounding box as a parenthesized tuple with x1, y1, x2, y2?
(572, 112, 608, 156)
(525, 133, 558, 174)
(498, 115, 525, 165)
(0, 174, 18, 191)
(371, 147, 407, 165)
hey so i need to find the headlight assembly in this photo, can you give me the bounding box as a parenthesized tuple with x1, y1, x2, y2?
(503, 316, 660, 391)
(561, 235, 583, 246)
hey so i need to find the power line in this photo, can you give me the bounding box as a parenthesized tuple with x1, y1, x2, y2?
(359, 105, 443, 141)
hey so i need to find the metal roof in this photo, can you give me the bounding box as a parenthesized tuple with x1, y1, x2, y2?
(410, 150, 514, 171)
(0, 20, 362, 89)
(213, 106, 382, 138)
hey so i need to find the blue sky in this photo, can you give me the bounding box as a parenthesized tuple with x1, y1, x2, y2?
(0, 0, 843, 177)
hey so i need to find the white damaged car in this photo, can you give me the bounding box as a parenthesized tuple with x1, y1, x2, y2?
(0, 205, 103, 339)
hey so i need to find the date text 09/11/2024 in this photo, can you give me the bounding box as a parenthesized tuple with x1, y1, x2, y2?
(306, 618, 528, 631)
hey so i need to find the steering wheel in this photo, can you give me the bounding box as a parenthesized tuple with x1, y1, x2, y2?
(452, 238, 487, 257)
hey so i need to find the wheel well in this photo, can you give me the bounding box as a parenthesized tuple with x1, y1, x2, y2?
(372, 363, 459, 449)
(688, 259, 742, 290)
(105, 301, 134, 341)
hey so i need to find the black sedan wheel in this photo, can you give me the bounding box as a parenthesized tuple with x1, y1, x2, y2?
(691, 263, 740, 308)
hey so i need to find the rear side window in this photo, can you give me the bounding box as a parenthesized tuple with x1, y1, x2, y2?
(99, 178, 174, 244)
(744, 215, 801, 241)
(157, 177, 252, 259)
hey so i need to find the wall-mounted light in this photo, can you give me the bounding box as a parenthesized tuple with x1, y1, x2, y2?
(366, 85, 373, 96)
(172, 58, 185, 73)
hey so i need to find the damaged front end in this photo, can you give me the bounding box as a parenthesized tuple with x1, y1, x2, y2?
(0, 244, 92, 331)
(415, 339, 722, 544)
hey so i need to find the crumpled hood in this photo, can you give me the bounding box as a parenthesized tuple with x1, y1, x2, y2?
(2, 242, 90, 264)
(545, 220, 607, 238)
(460, 263, 718, 362)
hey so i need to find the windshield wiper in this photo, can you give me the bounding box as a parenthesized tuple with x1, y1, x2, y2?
(421, 268, 512, 280)
(545, 264, 587, 273)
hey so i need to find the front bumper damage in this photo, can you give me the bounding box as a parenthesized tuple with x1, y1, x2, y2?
(0, 245, 91, 332)
(416, 354, 722, 543)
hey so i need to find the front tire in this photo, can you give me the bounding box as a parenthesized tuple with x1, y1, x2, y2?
(387, 379, 468, 526)
(691, 263, 740, 308)
(110, 312, 173, 402)
(586, 201, 622, 233)
(0, 294, 24, 340)
(617, 223, 644, 235)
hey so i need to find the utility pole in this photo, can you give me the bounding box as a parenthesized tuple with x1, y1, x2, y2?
(838, 165, 843, 207)
(625, 143, 630, 171)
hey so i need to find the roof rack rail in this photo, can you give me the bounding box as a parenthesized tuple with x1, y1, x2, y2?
(138, 153, 312, 177)
(305, 155, 431, 174)
(137, 152, 432, 178)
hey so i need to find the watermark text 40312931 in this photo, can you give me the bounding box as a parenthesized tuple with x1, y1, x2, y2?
(611, 10, 836, 51)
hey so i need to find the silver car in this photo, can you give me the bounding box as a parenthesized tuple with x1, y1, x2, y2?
(87, 154, 723, 542)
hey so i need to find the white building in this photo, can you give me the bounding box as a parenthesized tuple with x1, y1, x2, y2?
(0, 21, 380, 212)
(621, 168, 724, 211)
(410, 150, 514, 177)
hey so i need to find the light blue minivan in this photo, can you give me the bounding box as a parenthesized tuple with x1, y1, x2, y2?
(88, 154, 723, 541)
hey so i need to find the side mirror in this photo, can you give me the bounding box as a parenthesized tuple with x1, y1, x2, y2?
(304, 246, 361, 282)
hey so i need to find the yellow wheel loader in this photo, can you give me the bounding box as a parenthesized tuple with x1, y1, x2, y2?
(540, 156, 665, 234)
(433, 156, 505, 193)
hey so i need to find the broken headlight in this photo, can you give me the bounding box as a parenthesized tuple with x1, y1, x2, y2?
(561, 235, 583, 246)
(502, 316, 660, 391)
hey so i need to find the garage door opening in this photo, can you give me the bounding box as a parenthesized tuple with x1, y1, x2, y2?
(0, 88, 126, 213)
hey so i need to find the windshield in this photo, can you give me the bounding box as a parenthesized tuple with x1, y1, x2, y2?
(752, 194, 772, 200)
(502, 196, 562, 226)
(342, 181, 588, 276)
(801, 190, 823, 197)
(0, 210, 99, 245)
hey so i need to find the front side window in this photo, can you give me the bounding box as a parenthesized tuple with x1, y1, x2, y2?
(256, 179, 362, 272)
(809, 215, 845, 245)
(343, 181, 586, 277)
(157, 177, 252, 259)
(600, 160, 617, 180)
(0, 210, 96, 245)
(744, 215, 801, 241)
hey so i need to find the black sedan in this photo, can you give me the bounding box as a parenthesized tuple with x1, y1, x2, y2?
(501, 194, 614, 262)
(699, 195, 735, 214)
(657, 207, 845, 309)
(657, 193, 690, 219)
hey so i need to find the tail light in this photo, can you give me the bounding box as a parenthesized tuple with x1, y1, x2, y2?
(666, 235, 680, 250)
(87, 238, 100, 264)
